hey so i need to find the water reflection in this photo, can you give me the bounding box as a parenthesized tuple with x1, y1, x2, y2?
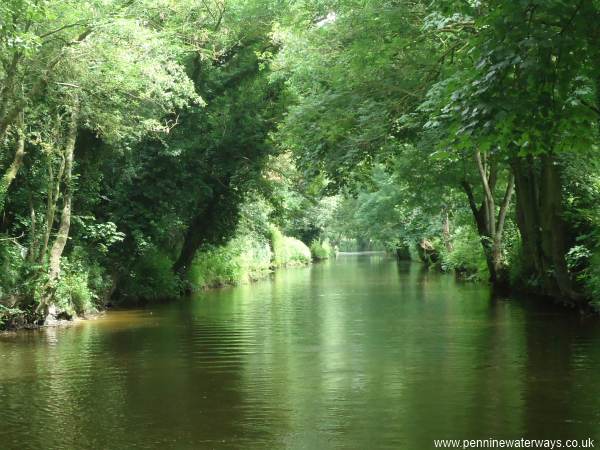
(1, 255, 599, 449)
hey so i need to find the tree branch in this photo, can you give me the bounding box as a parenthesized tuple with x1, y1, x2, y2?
(475, 150, 495, 235)
(461, 179, 478, 218)
(496, 174, 515, 239)
(39, 21, 88, 40)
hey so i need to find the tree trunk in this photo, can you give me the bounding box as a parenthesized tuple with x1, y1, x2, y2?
(0, 116, 26, 214)
(173, 196, 219, 277)
(511, 156, 543, 280)
(39, 151, 66, 263)
(492, 173, 515, 289)
(511, 154, 583, 305)
(461, 179, 496, 282)
(47, 103, 79, 282)
(173, 210, 207, 278)
(27, 195, 38, 262)
(173, 183, 239, 278)
(462, 152, 514, 288)
(539, 154, 581, 302)
(0, 53, 23, 142)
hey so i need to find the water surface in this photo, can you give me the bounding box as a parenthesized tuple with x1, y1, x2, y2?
(1, 255, 599, 449)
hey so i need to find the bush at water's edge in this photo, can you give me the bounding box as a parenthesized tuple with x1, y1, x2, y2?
(1, 224, 313, 330)
(188, 234, 272, 290)
(187, 225, 311, 291)
(269, 225, 311, 268)
(310, 238, 334, 261)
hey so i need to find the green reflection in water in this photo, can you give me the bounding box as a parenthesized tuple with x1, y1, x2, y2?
(1, 255, 599, 449)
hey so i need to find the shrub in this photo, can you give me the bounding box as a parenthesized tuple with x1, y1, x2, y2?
(189, 234, 272, 290)
(237, 235, 272, 281)
(189, 245, 241, 288)
(440, 225, 489, 281)
(269, 225, 286, 267)
(54, 269, 95, 316)
(0, 304, 25, 330)
(310, 238, 333, 260)
(189, 223, 310, 291)
(269, 225, 311, 267)
(0, 240, 26, 299)
(120, 248, 180, 302)
(577, 248, 600, 311)
(47, 250, 113, 316)
(282, 236, 312, 265)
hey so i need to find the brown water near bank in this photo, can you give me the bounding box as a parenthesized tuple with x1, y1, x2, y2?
(1, 255, 599, 449)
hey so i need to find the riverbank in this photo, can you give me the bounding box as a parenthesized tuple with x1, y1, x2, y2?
(0, 229, 337, 331)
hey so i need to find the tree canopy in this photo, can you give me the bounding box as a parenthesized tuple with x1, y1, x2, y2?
(2, 0, 600, 327)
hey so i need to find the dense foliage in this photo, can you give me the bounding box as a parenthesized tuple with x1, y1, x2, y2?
(274, 0, 600, 311)
(2, 0, 600, 327)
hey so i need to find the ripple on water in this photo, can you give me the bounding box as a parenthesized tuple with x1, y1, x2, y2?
(1, 256, 600, 449)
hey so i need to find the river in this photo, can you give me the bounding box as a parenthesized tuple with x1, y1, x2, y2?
(1, 254, 599, 449)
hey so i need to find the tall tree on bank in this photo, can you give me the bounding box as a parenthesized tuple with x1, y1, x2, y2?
(1, 0, 199, 318)
(438, 0, 600, 304)
(274, 0, 600, 307)
(169, 1, 288, 278)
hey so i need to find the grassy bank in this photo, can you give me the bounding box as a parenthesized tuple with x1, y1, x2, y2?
(188, 225, 311, 291)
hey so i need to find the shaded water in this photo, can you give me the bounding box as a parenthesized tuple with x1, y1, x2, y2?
(1, 255, 599, 449)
